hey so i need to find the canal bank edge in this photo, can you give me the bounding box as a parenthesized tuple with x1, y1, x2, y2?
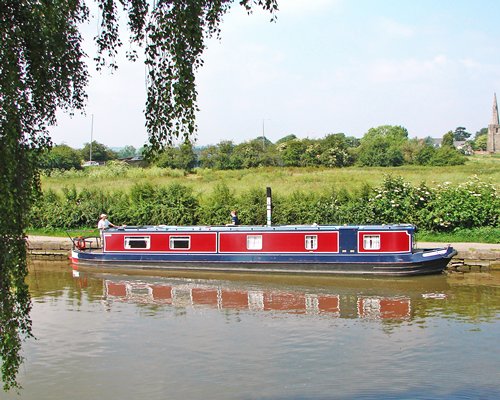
(26, 235, 500, 271)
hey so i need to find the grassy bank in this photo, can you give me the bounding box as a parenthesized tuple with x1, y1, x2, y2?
(41, 155, 500, 195)
(415, 227, 500, 244)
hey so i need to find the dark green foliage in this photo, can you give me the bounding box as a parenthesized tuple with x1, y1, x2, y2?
(276, 139, 308, 167)
(28, 177, 499, 235)
(196, 133, 357, 169)
(1, 0, 88, 390)
(81, 141, 117, 162)
(472, 134, 487, 151)
(427, 146, 466, 166)
(272, 191, 324, 224)
(198, 141, 240, 170)
(275, 134, 297, 144)
(422, 178, 499, 231)
(155, 142, 197, 171)
(453, 127, 471, 141)
(29, 188, 125, 229)
(412, 142, 466, 166)
(128, 183, 199, 225)
(236, 188, 268, 225)
(442, 131, 455, 147)
(117, 145, 138, 158)
(133, 0, 278, 154)
(233, 141, 272, 169)
(1, 0, 280, 390)
(367, 176, 433, 225)
(197, 183, 237, 225)
(356, 125, 408, 167)
(414, 144, 437, 165)
(317, 134, 355, 167)
(39, 144, 83, 171)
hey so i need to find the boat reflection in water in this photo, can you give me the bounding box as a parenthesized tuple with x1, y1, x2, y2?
(102, 275, 413, 321)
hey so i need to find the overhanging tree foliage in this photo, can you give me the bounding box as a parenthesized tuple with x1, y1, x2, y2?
(0, 0, 278, 391)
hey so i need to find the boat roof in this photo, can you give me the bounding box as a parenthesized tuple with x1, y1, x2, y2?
(108, 224, 416, 233)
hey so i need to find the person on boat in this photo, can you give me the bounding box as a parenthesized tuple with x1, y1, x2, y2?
(98, 213, 115, 235)
(229, 210, 240, 225)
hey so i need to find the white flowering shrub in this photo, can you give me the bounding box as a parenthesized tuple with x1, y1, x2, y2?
(366, 176, 433, 225)
(424, 177, 499, 231)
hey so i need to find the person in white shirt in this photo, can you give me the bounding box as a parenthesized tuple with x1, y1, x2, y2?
(97, 213, 115, 244)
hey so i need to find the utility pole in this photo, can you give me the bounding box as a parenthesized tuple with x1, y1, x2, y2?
(90, 114, 94, 162)
(262, 118, 265, 150)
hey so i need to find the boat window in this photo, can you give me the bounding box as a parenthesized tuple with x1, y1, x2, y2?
(170, 236, 191, 250)
(247, 235, 262, 250)
(124, 236, 151, 249)
(363, 235, 380, 250)
(305, 235, 318, 250)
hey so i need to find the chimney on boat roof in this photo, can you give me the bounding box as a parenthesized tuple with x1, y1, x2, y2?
(266, 187, 272, 227)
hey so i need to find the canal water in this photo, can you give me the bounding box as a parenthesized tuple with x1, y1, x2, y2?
(5, 261, 500, 399)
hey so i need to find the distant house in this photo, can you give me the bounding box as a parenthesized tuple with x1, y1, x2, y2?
(426, 138, 473, 154)
(429, 138, 442, 148)
(453, 140, 473, 155)
(119, 156, 148, 167)
(82, 161, 100, 167)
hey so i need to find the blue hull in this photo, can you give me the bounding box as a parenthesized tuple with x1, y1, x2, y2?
(72, 247, 457, 276)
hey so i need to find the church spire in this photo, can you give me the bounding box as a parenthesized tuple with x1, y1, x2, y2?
(491, 93, 499, 125)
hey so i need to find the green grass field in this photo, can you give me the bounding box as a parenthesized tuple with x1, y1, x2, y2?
(41, 155, 500, 195)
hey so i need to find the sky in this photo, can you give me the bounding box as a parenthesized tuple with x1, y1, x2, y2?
(49, 0, 500, 149)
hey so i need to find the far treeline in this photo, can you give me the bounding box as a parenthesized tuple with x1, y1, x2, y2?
(41, 125, 488, 171)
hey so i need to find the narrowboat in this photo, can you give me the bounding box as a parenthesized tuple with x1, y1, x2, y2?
(71, 223, 457, 276)
(70, 189, 457, 276)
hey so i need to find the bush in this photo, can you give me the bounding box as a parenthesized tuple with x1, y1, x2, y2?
(423, 178, 499, 231)
(197, 183, 236, 225)
(428, 146, 466, 166)
(366, 176, 433, 225)
(128, 183, 199, 225)
(29, 177, 498, 233)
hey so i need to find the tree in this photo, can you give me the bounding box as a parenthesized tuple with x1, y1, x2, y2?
(39, 144, 83, 171)
(472, 128, 488, 151)
(357, 125, 408, 167)
(198, 144, 219, 169)
(233, 140, 267, 168)
(474, 127, 488, 139)
(155, 141, 197, 171)
(429, 146, 466, 166)
(275, 134, 297, 144)
(317, 133, 354, 167)
(198, 140, 239, 170)
(117, 145, 137, 158)
(442, 131, 455, 147)
(453, 126, 471, 141)
(414, 144, 437, 165)
(276, 139, 307, 167)
(473, 134, 488, 151)
(0, 0, 278, 390)
(1, 0, 87, 391)
(81, 141, 117, 162)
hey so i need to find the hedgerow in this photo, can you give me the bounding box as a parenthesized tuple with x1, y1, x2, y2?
(28, 176, 499, 233)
